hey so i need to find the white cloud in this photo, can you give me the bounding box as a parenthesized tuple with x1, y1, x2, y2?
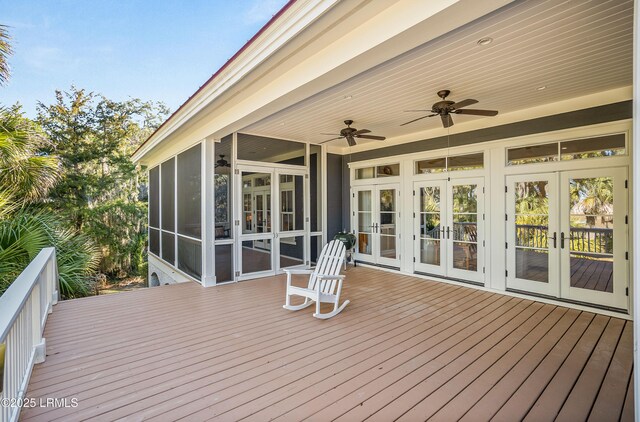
(243, 0, 286, 25)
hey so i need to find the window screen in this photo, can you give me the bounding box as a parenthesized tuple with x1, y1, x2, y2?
(178, 236, 202, 280)
(161, 158, 175, 231)
(177, 144, 202, 239)
(149, 228, 160, 256)
(161, 231, 175, 265)
(149, 166, 159, 228)
(237, 133, 305, 165)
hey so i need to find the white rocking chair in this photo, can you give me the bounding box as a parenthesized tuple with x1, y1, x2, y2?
(283, 239, 349, 319)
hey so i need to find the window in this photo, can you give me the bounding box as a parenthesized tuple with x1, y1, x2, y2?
(214, 135, 232, 239)
(356, 163, 400, 180)
(507, 134, 625, 165)
(149, 228, 160, 256)
(560, 134, 625, 160)
(355, 167, 375, 180)
(415, 157, 446, 174)
(415, 153, 484, 174)
(377, 164, 400, 177)
(281, 190, 294, 231)
(278, 174, 303, 232)
(447, 153, 484, 172)
(507, 143, 558, 165)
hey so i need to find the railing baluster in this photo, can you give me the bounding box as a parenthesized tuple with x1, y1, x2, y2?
(0, 248, 58, 422)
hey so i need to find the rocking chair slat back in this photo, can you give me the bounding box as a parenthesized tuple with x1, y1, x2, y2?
(310, 240, 345, 295)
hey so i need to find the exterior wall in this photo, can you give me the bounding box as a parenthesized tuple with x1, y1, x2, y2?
(340, 101, 633, 226)
(326, 153, 344, 238)
(148, 254, 192, 286)
(347, 116, 632, 317)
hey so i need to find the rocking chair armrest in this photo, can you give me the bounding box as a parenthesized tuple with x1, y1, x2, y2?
(282, 268, 315, 275)
(316, 274, 345, 280)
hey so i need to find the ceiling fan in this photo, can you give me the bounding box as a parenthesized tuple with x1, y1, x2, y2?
(401, 90, 498, 128)
(215, 154, 230, 168)
(320, 120, 386, 146)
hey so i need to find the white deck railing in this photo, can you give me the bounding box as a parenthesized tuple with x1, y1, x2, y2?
(0, 248, 58, 422)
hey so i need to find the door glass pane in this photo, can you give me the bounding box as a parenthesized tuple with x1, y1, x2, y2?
(242, 240, 272, 273)
(357, 191, 372, 255)
(379, 189, 397, 259)
(514, 181, 550, 283)
(569, 177, 614, 293)
(419, 187, 441, 266)
(242, 172, 271, 235)
(452, 184, 478, 271)
(279, 174, 303, 232)
(214, 135, 232, 239)
(280, 236, 304, 268)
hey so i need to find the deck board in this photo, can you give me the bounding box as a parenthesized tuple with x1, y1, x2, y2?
(20, 266, 632, 421)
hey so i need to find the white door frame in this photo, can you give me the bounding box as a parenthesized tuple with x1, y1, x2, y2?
(351, 184, 402, 268)
(506, 172, 560, 296)
(560, 167, 628, 309)
(235, 164, 308, 281)
(413, 179, 447, 277)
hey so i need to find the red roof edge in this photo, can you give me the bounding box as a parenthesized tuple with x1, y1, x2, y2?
(133, 0, 298, 159)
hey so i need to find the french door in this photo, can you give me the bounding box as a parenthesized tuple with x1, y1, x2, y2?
(506, 167, 628, 310)
(236, 165, 307, 280)
(352, 184, 400, 267)
(414, 177, 485, 283)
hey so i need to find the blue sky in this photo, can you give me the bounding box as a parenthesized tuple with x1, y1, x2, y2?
(0, 0, 289, 117)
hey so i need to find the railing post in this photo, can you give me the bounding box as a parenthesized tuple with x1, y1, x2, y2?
(31, 282, 45, 365)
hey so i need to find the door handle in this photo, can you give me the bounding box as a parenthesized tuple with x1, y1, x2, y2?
(560, 232, 565, 249)
(446, 226, 450, 239)
(551, 232, 557, 248)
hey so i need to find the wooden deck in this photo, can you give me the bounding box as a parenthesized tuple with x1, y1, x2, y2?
(21, 267, 633, 421)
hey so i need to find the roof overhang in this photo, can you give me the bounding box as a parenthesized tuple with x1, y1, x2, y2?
(133, 0, 515, 165)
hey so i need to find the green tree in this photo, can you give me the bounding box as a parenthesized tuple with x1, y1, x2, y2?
(0, 24, 12, 86)
(37, 87, 168, 277)
(0, 105, 99, 297)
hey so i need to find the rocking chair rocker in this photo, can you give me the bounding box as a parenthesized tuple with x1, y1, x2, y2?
(283, 240, 349, 319)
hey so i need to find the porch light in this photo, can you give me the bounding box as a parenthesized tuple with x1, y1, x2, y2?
(537, 85, 547, 91)
(477, 37, 493, 46)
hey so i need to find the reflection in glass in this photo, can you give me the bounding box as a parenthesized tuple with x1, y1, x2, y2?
(280, 236, 304, 268)
(452, 184, 478, 271)
(415, 157, 446, 174)
(215, 135, 232, 239)
(242, 240, 272, 273)
(514, 181, 550, 283)
(242, 172, 272, 235)
(569, 177, 614, 293)
(419, 186, 441, 266)
(560, 134, 625, 160)
(379, 189, 397, 259)
(279, 174, 303, 232)
(357, 191, 372, 255)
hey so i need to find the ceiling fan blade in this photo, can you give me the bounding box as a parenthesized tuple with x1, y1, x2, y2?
(400, 114, 437, 126)
(451, 99, 478, 109)
(403, 109, 432, 112)
(320, 132, 341, 136)
(318, 137, 343, 144)
(357, 134, 386, 141)
(455, 108, 498, 116)
(346, 136, 357, 147)
(441, 114, 454, 128)
(353, 129, 371, 136)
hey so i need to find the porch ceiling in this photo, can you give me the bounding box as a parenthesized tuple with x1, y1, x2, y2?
(242, 0, 633, 152)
